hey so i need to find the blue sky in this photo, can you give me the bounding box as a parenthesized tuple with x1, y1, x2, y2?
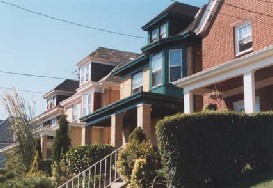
(0, 0, 208, 119)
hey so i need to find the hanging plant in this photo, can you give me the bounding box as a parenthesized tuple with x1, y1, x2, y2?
(208, 87, 222, 100)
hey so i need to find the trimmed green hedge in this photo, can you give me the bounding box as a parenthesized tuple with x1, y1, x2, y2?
(156, 112, 273, 187)
(66, 144, 114, 173)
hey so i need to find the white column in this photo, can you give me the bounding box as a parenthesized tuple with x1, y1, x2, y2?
(184, 91, 193, 114)
(243, 71, 256, 113)
(137, 104, 152, 141)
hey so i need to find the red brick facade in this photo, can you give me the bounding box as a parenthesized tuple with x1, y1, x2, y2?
(202, 0, 273, 70)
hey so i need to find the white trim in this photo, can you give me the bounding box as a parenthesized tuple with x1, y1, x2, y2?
(174, 46, 273, 92)
(235, 21, 253, 56)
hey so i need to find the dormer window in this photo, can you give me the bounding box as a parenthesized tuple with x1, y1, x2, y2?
(235, 21, 253, 56)
(151, 28, 159, 43)
(47, 96, 56, 109)
(80, 63, 91, 85)
(132, 71, 143, 94)
(160, 23, 167, 38)
(150, 22, 168, 43)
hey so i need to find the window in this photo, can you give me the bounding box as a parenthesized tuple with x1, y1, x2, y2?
(169, 49, 183, 82)
(235, 21, 253, 55)
(150, 23, 168, 43)
(47, 96, 56, 109)
(132, 72, 143, 94)
(72, 104, 78, 123)
(160, 23, 167, 38)
(80, 63, 91, 85)
(151, 53, 163, 87)
(82, 94, 92, 116)
(233, 97, 260, 112)
(151, 29, 159, 43)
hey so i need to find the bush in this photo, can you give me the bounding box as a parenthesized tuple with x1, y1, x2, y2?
(128, 127, 146, 143)
(117, 140, 157, 183)
(66, 144, 114, 173)
(129, 159, 155, 188)
(51, 158, 72, 186)
(0, 176, 54, 188)
(42, 160, 52, 177)
(156, 112, 273, 187)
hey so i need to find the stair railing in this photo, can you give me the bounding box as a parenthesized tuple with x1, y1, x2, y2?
(58, 145, 124, 188)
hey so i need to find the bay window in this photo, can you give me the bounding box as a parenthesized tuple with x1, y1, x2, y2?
(169, 49, 182, 82)
(151, 52, 163, 87)
(72, 104, 78, 122)
(132, 71, 143, 94)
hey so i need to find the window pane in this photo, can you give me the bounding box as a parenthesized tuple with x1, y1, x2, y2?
(132, 72, 143, 89)
(151, 53, 162, 87)
(151, 29, 159, 42)
(169, 49, 182, 82)
(82, 95, 87, 116)
(236, 22, 252, 54)
(88, 94, 92, 114)
(160, 24, 167, 38)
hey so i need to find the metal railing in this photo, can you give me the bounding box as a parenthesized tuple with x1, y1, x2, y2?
(58, 146, 124, 188)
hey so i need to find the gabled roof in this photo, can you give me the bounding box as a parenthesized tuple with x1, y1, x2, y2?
(89, 47, 140, 65)
(142, 2, 199, 31)
(43, 79, 79, 99)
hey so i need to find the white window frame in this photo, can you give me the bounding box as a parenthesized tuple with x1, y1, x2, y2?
(235, 21, 253, 56)
(82, 94, 93, 117)
(80, 63, 91, 85)
(72, 104, 78, 123)
(233, 97, 260, 112)
(169, 49, 183, 82)
(151, 52, 163, 87)
(132, 71, 143, 94)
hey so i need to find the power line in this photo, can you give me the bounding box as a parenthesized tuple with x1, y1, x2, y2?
(0, 70, 69, 80)
(0, 0, 147, 40)
(0, 86, 45, 94)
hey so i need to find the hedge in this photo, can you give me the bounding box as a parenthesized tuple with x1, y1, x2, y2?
(66, 144, 114, 173)
(156, 112, 273, 187)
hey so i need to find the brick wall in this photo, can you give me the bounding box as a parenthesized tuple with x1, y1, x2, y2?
(202, 0, 273, 70)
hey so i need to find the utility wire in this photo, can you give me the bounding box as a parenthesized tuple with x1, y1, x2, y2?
(0, 70, 69, 80)
(0, 86, 45, 94)
(0, 0, 147, 39)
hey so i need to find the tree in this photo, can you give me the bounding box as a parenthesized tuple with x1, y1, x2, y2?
(1, 90, 35, 171)
(52, 115, 71, 162)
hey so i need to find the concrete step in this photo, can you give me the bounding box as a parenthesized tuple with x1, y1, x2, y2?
(110, 181, 126, 188)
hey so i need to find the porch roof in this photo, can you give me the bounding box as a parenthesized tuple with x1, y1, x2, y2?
(80, 92, 183, 127)
(174, 45, 273, 92)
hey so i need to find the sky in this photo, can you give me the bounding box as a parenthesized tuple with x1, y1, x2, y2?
(0, 0, 208, 120)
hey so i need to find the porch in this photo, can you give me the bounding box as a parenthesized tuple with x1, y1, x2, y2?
(175, 46, 273, 113)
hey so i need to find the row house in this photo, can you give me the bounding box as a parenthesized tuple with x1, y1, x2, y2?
(60, 47, 139, 147)
(32, 79, 79, 159)
(81, 2, 203, 147)
(33, 48, 138, 159)
(175, 0, 273, 113)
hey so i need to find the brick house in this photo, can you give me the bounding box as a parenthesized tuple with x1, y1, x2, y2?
(175, 0, 273, 113)
(81, 2, 202, 146)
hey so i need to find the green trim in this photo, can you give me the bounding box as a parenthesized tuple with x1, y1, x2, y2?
(111, 55, 148, 76)
(80, 92, 183, 126)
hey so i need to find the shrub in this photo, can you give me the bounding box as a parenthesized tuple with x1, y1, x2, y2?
(117, 140, 157, 183)
(128, 127, 146, 143)
(156, 112, 273, 187)
(52, 115, 71, 162)
(42, 160, 52, 176)
(27, 150, 43, 176)
(129, 158, 155, 188)
(51, 158, 72, 186)
(0, 176, 54, 188)
(66, 144, 114, 173)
